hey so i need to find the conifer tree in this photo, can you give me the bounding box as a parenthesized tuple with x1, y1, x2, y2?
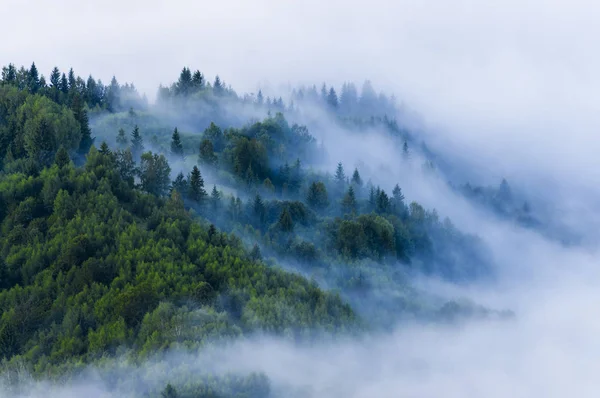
(335, 162, 346, 184)
(49, 67, 60, 88)
(60, 73, 68, 93)
(278, 207, 294, 232)
(116, 128, 128, 147)
(71, 94, 94, 154)
(54, 146, 70, 168)
(171, 172, 189, 196)
(211, 185, 221, 210)
(199, 139, 217, 165)
(170, 127, 184, 159)
(250, 244, 262, 261)
(28, 62, 40, 93)
(341, 185, 357, 215)
(188, 166, 206, 203)
(130, 125, 144, 158)
(351, 168, 363, 186)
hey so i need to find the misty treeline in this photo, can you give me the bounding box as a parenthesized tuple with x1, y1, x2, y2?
(0, 62, 512, 397)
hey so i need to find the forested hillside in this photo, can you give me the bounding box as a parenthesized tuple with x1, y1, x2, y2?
(0, 62, 510, 397)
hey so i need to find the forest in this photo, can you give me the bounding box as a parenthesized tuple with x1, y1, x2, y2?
(0, 62, 514, 397)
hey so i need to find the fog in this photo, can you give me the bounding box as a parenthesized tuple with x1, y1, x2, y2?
(4, 0, 600, 396)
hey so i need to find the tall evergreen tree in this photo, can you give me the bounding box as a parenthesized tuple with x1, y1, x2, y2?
(211, 185, 221, 210)
(26, 62, 40, 93)
(54, 146, 70, 168)
(71, 94, 94, 154)
(213, 75, 223, 96)
(335, 162, 346, 184)
(307, 181, 329, 210)
(170, 127, 184, 159)
(199, 139, 217, 165)
(253, 194, 266, 226)
(403, 141, 410, 160)
(188, 166, 206, 203)
(327, 87, 339, 108)
(60, 73, 69, 93)
(116, 128, 128, 147)
(278, 207, 294, 232)
(170, 172, 189, 196)
(49, 67, 61, 88)
(351, 168, 363, 186)
(1, 63, 17, 84)
(341, 185, 357, 215)
(139, 152, 171, 196)
(130, 125, 144, 158)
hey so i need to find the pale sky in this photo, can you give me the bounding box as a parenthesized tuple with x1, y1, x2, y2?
(3, 0, 600, 189)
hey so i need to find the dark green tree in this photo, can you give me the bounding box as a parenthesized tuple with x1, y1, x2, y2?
(199, 139, 217, 165)
(341, 185, 357, 215)
(170, 172, 188, 196)
(211, 185, 221, 210)
(130, 125, 144, 158)
(116, 128, 128, 147)
(188, 166, 206, 203)
(327, 87, 339, 108)
(60, 72, 68, 93)
(170, 128, 184, 159)
(213, 75, 224, 96)
(161, 383, 178, 398)
(72, 94, 94, 154)
(28, 62, 40, 93)
(54, 146, 70, 168)
(307, 181, 329, 210)
(335, 162, 346, 185)
(139, 152, 171, 196)
(278, 207, 294, 232)
(351, 168, 363, 186)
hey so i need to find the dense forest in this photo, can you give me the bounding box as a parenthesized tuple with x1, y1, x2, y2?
(0, 62, 514, 397)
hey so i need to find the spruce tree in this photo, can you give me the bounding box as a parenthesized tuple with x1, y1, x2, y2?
(99, 141, 111, 156)
(54, 146, 70, 168)
(335, 162, 346, 184)
(72, 94, 94, 154)
(253, 194, 265, 226)
(278, 207, 294, 232)
(49, 67, 61, 89)
(116, 128, 128, 147)
(130, 125, 144, 158)
(250, 244, 262, 261)
(28, 62, 40, 93)
(403, 141, 410, 160)
(188, 166, 206, 203)
(211, 185, 221, 210)
(199, 139, 217, 165)
(60, 73, 68, 93)
(171, 172, 189, 196)
(170, 127, 184, 159)
(351, 168, 363, 186)
(341, 185, 357, 215)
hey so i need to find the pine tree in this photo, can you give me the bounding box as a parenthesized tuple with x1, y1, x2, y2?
(161, 384, 178, 398)
(28, 62, 40, 93)
(256, 90, 264, 105)
(49, 67, 61, 89)
(250, 244, 262, 261)
(71, 94, 94, 154)
(54, 146, 70, 168)
(116, 128, 128, 147)
(307, 181, 329, 210)
(199, 139, 217, 165)
(170, 128, 184, 159)
(211, 185, 221, 210)
(188, 166, 206, 203)
(99, 141, 111, 156)
(60, 73, 68, 93)
(392, 184, 406, 215)
(253, 194, 265, 226)
(67, 68, 76, 90)
(278, 207, 294, 232)
(368, 186, 376, 209)
(176, 67, 193, 96)
(376, 189, 390, 213)
(213, 75, 223, 96)
(403, 141, 410, 160)
(1, 63, 17, 84)
(341, 185, 357, 215)
(170, 172, 189, 196)
(351, 168, 363, 186)
(130, 125, 144, 158)
(335, 162, 346, 184)
(327, 87, 339, 108)
(192, 70, 204, 90)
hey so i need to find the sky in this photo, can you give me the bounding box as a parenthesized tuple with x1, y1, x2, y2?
(3, 1, 600, 396)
